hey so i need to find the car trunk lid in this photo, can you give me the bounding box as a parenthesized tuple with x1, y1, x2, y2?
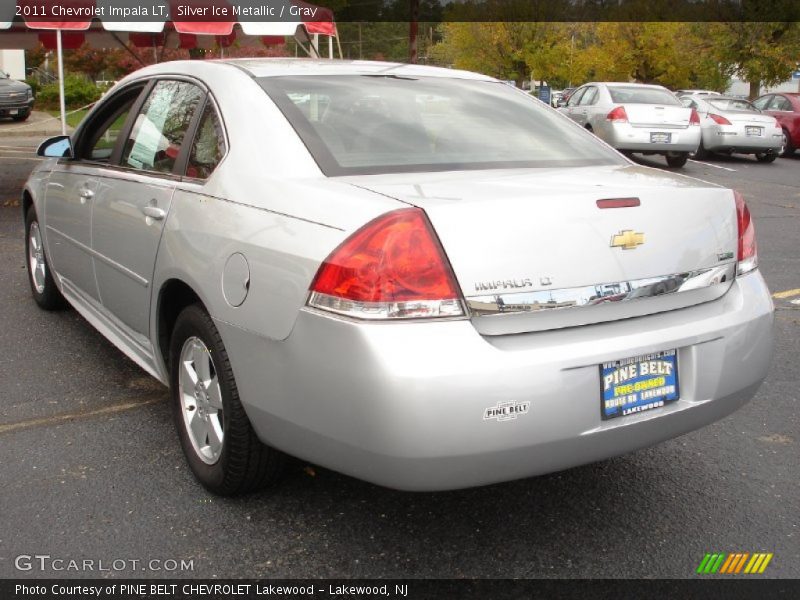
(348, 165, 738, 335)
(622, 104, 693, 129)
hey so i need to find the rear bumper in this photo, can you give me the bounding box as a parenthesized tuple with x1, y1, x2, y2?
(598, 121, 701, 153)
(702, 123, 783, 153)
(217, 271, 774, 491)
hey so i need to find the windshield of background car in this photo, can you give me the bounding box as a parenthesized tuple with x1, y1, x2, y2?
(608, 87, 681, 106)
(259, 75, 625, 176)
(707, 98, 757, 112)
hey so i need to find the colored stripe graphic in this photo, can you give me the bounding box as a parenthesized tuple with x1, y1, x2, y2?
(697, 554, 712, 574)
(720, 554, 736, 573)
(711, 554, 726, 573)
(697, 552, 772, 575)
(758, 554, 773, 573)
(734, 553, 749, 573)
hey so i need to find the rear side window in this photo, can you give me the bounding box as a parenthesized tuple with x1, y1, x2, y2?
(753, 96, 772, 110)
(707, 98, 757, 112)
(608, 87, 681, 106)
(122, 80, 204, 174)
(260, 75, 624, 176)
(187, 104, 226, 179)
(769, 96, 792, 111)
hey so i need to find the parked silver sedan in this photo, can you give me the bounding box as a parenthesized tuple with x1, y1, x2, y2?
(560, 82, 701, 167)
(680, 95, 784, 162)
(24, 60, 773, 494)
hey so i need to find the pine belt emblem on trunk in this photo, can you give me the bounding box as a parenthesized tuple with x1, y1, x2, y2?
(610, 230, 645, 250)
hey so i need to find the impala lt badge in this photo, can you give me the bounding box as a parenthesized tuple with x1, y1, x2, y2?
(611, 230, 645, 250)
(474, 278, 533, 292)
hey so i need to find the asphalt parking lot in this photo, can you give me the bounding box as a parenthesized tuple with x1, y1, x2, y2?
(0, 131, 798, 579)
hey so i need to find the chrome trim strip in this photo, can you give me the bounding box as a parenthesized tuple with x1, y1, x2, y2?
(46, 224, 149, 287)
(466, 264, 736, 316)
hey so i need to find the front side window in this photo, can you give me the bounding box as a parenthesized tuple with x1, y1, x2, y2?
(122, 80, 204, 173)
(566, 87, 586, 107)
(186, 104, 226, 179)
(260, 76, 623, 176)
(579, 87, 598, 105)
(77, 85, 143, 162)
(608, 86, 681, 106)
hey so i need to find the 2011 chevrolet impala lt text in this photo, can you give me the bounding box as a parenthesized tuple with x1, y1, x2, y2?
(22, 59, 774, 494)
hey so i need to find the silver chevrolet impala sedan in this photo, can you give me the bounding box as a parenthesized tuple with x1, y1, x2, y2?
(560, 82, 702, 167)
(24, 59, 773, 494)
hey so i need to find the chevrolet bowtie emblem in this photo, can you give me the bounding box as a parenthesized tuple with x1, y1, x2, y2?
(610, 230, 645, 250)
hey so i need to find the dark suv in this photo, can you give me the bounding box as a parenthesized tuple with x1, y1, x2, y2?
(0, 70, 34, 122)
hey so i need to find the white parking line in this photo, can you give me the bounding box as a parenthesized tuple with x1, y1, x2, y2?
(688, 159, 737, 172)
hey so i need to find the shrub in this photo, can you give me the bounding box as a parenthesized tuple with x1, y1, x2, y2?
(36, 73, 101, 110)
(24, 77, 40, 97)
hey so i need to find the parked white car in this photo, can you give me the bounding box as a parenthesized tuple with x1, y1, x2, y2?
(560, 82, 702, 167)
(679, 95, 784, 162)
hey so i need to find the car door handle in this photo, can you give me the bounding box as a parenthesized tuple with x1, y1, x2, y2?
(141, 205, 166, 220)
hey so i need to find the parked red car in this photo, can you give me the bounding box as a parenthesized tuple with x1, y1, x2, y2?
(754, 92, 800, 157)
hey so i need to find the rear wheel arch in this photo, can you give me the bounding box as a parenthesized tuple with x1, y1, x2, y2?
(156, 279, 204, 370)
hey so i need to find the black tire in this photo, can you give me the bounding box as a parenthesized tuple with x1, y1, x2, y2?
(755, 152, 777, 163)
(24, 206, 65, 310)
(693, 141, 709, 160)
(12, 112, 30, 122)
(169, 304, 285, 495)
(665, 152, 689, 168)
(779, 129, 795, 157)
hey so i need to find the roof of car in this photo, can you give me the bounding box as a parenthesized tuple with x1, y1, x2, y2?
(597, 82, 670, 89)
(688, 95, 752, 102)
(129, 58, 496, 82)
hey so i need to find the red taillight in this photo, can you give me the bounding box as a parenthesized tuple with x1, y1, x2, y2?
(689, 109, 701, 126)
(606, 106, 628, 123)
(734, 191, 757, 275)
(308, 208, 464, 319)
(708, 113, 731, 126)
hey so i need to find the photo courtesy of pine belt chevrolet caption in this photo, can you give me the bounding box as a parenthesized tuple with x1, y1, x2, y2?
(23, 58, 774, 495)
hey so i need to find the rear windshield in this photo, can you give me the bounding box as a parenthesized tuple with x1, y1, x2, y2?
(259, 75, 623, 176)
(707, 98, 757, 112)
(608, 87, 681, 106)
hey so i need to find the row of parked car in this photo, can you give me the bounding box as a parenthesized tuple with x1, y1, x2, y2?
(552, 83, 798, 167)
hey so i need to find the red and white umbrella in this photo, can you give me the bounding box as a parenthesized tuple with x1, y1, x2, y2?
(0, 0, 338, 133)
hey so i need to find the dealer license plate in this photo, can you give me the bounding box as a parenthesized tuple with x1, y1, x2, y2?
(650, 132, 671, 143)
(745, 126, 763, 137)
(8, 109, 18, 115)
(600, 350, 679, 420)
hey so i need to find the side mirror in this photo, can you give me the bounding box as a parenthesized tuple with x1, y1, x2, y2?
(37, 135, 73, 159)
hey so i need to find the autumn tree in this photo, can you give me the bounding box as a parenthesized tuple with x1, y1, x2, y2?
(705, 22, 800, 99)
